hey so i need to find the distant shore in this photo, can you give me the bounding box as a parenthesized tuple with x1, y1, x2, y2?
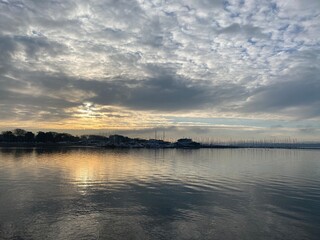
(1, 129, 320, 150)
(1, 142, 320, 150)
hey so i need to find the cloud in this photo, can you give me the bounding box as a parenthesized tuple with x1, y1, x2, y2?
(241, 49, 320, 119)
(217, 23, 268, 39)
(75, 73, 248, 112)
(242, 76, 320, 118)
(0, 0, 319, 138)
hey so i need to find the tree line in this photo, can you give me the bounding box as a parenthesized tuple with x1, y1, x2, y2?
(0, 129, 80, 143)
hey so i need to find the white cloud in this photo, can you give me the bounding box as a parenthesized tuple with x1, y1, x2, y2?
(0, 0, 320, 138)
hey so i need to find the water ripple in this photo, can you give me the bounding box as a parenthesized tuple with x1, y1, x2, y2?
(0, 148, 320, 240)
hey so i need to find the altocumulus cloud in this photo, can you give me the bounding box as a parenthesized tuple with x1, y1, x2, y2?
(0, 0, 320, 136)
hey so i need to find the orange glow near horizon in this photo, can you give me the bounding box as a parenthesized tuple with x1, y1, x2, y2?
(0, 104, 171, 131)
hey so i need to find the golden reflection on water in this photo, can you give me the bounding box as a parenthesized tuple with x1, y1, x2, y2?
(0, 148, 306, 189)
(0, 147, 312, 200)
(30, 149, 169, 189)
(1, 148, 320, 240)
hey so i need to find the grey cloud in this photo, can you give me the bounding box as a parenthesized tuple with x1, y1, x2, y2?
(0, 32, 67, 77)
(217, 23, 268, 39)
(13, 35, 66, 59)
(0, 1, 74, 33)
(270, 124, 284, 129)
(0, 0, 320, 134)
(98, 28, 129, 42)
(298, 127, 320, 135)
(242, 68, 320, 118)
(0, 72, 78, 122)
(184, 0, 225, 10)
(0, 89, 77, 109)
(74, 75, 248, 112)
(0, 104, 71, 122)
(0, 66, 249, 122)
(0, 35, 16, 74)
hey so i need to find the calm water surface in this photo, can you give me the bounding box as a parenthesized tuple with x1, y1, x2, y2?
(0, 148, 320, 240)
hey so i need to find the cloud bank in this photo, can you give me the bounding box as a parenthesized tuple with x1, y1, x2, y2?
(0, 0, 320, 138)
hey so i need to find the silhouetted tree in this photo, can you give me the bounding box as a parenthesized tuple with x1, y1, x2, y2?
(13, 129, 27, 137)
(13, 129, 28, 142)
(54, 133, 80, 142)
(83, 135, 108, 143)
(0, 129, 84, 144)
(44, 132, 55, 142)
(24, 132, 35, 142)
(54, 133, 65, 142)
(35, 132, 46, 142)
(1, 131, 16, 142)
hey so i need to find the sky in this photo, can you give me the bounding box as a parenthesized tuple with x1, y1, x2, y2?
(0, 0, 320, 140)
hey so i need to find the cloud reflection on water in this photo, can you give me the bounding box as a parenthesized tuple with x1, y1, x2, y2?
(0, 148, 319, 239)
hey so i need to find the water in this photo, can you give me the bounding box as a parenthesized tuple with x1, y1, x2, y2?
(0, 148, 320, 240)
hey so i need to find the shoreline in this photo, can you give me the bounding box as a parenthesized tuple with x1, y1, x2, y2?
(1, 143, 320, 150)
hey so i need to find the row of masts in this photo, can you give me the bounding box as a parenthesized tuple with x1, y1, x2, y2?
(195, 137, 320, 148)
(98, 130, 319, 147)
(154, 130, 165, 141)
